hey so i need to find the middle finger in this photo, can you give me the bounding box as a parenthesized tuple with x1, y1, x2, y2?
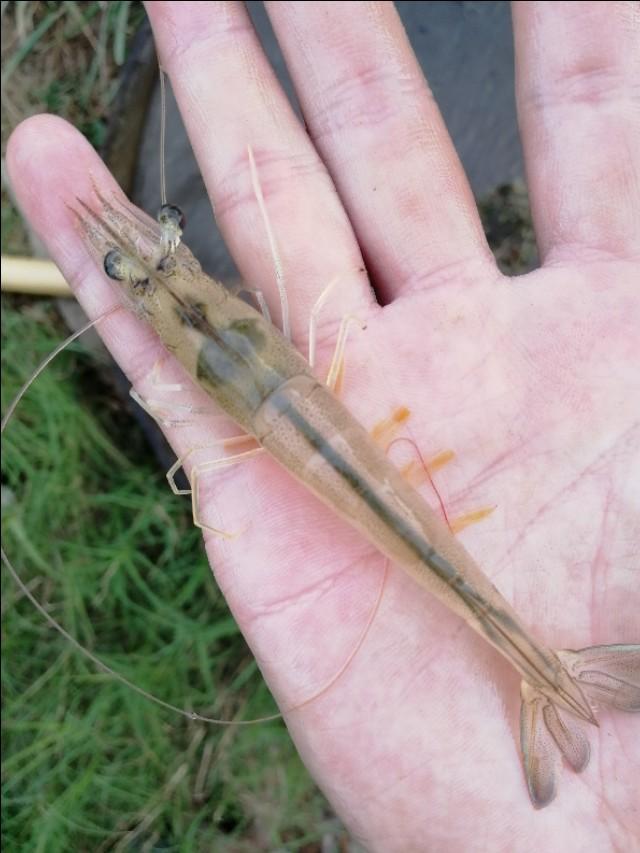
(266, 1, 496, 303)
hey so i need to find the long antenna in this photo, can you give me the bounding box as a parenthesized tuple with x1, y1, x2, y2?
(157, 64, 184, 256)
(1, 308, 382, 726)
(159, 64, 167, 208)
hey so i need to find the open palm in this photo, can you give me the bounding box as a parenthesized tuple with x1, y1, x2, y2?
(8, 2, 639, 850)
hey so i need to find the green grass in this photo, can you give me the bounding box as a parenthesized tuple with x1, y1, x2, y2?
(1, 301, 339, 851)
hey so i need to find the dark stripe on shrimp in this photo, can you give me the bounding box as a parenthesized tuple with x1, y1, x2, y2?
(281, 398, 559, 690)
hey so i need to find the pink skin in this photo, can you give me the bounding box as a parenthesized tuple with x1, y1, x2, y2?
(7, 2, 639, 850)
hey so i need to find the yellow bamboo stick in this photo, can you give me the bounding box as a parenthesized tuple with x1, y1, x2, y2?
(1, 256, 72, 297)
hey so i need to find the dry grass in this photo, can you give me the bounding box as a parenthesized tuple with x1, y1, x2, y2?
(1, 1, 144, 253)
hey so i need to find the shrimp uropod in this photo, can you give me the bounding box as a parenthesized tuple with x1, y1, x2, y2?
(73, 172, 639, 810)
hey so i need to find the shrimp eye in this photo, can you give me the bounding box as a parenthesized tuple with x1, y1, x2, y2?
(104, 249, 125, 281)
(156, 254, 176, 274)
(157, 203, 185, 230)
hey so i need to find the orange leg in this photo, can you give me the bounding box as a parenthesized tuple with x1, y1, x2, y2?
(370, 406, 412, 449)
(371, 408, 495, 535)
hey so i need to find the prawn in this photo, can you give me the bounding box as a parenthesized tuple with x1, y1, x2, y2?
(68, 174, 638, 810)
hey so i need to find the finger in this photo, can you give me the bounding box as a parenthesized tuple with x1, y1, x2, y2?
(6, 116, 233, 454)
(145, 0, 377, 347)
(264, 1, 496, 303)
(513, 1, 640, 262)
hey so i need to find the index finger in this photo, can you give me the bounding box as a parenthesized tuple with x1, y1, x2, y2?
(146, 0, 377, 347)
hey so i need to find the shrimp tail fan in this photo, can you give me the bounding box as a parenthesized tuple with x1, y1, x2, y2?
(557, 644, 640, 713)
(520, 643, 640, 808)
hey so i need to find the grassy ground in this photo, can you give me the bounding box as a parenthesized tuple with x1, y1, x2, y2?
(1, 301, 340, 851)
(2, 5, 536, 851)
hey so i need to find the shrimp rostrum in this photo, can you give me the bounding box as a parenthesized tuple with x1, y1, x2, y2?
(76, 188, 639, 810)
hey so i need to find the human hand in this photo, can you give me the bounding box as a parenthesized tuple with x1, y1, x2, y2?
(8, 2, 639, 850)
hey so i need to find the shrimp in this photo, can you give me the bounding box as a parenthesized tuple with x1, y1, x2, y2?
(74, 184, 639, 810)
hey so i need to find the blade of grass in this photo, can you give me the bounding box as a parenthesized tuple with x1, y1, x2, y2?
(2, 7, 65, 84)
(62, 1, 101, 41)
(80, 3, 109, 108)
(112, 1, 132, 66)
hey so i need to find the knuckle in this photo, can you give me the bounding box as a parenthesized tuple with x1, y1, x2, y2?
(523, 65, 640, 111)
(214, 147, 328, 224)
(308, 63, 429, 141)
